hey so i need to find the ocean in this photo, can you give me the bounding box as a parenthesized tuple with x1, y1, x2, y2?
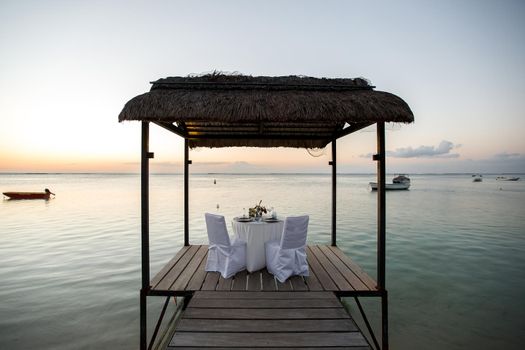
(1, 173, 524, 349)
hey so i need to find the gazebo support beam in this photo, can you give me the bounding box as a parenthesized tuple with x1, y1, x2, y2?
(184, 138, 190, 246)
(335, 121, 374, 139)
(140, 121, 151, 350)
(153, 121, 188, 138)
(330, 140, 337, 246)
(376, 124, 386, 289)
(376, 121, 388, 350)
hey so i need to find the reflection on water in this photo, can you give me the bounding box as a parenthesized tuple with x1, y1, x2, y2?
(1, 173, 524, 349)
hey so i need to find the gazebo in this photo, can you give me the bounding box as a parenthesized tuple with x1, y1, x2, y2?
(119, 73, 414, 350)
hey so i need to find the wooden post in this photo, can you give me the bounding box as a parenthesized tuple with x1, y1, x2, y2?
(382, 290, 389, 350)
(184, 138, 190, 246)
(376, 121, 388, 349)
(377, 122, 386, 288)
(140, 121, 150, 350)
(331, 140, 337, 246)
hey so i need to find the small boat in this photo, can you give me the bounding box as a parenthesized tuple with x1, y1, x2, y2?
(2, 188, 55, 200)
(370, 175, 410, 191)
(472, 174, 483, 182)
(496, 176, 520, 181)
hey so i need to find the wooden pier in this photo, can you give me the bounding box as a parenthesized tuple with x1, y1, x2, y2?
(168, 291, 371, 349)
(119, 74, 414, 349)
(149, 245, 378, 296)
(149, 244, 378, 349)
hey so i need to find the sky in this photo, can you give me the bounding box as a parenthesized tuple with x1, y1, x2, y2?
(1, 0, 524, 174)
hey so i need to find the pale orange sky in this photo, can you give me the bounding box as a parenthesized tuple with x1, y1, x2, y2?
(1, 1, 524, 174)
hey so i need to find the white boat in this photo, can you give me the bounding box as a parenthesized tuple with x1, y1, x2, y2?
(472, 174, 483, 182)
(370, 175, 410, 191)
(496, 176, 520, 181)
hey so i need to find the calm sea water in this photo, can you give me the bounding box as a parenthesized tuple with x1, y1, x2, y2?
(1, 173, 524, 349)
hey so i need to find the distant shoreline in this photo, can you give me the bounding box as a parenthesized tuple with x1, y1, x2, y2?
(1, 172, 523, 176)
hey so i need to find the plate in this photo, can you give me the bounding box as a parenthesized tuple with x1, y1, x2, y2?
(263, 218, 280, 223)
(235, 217, 253, 222)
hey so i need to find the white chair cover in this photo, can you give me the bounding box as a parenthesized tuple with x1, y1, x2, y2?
(205, 213, 246, 279)
(265, 215, 309, 282)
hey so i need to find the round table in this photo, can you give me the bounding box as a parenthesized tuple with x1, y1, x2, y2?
(231, 219, 284, 272)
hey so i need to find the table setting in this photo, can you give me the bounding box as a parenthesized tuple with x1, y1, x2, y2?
(231, 201, 284, 272)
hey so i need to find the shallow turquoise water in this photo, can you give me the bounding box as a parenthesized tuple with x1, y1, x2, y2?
(0, 173, 524, 349)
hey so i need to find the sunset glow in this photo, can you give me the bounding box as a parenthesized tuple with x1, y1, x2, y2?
(1, 0, 524, 174)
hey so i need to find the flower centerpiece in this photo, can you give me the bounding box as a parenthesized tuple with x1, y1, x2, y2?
(248, 200, 267, 219)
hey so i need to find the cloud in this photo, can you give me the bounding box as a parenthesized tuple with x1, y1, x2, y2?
(192, 161, 230, 166)
(468, 153, 525, 173)
(387, 140, 460, 158)
(493, 152, 521, 159)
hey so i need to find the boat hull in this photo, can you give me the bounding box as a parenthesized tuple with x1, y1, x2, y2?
(369, 182, 410, 191)
(3, 192, 51, 200)
(472, 174, 483, 182)
(496, 177, 520, 181)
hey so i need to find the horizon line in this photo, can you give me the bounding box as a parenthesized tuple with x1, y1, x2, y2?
(0, 171, 523, 176)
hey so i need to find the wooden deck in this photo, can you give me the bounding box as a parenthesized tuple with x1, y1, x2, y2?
(149, 245, 378, 297)
(167, 291, 371, 349)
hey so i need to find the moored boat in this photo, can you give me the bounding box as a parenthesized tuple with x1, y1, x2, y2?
(370, 174, 411, 191)
(2, 188, 55, 200)
(496, 176, 520, 181)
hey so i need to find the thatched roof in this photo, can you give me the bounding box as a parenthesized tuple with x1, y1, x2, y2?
(119, 74, 413, 148)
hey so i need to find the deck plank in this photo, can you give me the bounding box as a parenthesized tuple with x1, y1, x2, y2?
(201, 272, 220, 291)
(168, 291, 370, 349)
(170, 347, 370, 350)
(176, 318, 358, 332)
(183, 307, 350, 319)
(155, 245, 200, 291)
(303, 263, 324, 291)
(327, 246, 378, 291)
(306, 246, 338, 291)
(150, 245, 190, 288)
(288, 276, 308, 291)
(187, 298, 342, 309)
(170, 332, 368, 348)
(261, 269, 277, 291)
(318, 245, 369, 291)
(216, 275, 233, 291)
(247, 271, 261, 291)
(276, 278, 293, 291)
(193, 291, 334, 299)
(170, 245, 208, 291)
(310, 245, 354, 291)
(231, 270, 248, 291)
(151, 245, 375, 295)
(185, 251, 209, 291)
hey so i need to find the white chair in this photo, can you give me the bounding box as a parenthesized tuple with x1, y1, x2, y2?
(204, 213, 247, 279)
(265, 215, 309, 283)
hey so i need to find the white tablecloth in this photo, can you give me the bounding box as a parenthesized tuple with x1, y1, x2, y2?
(232, 219, 284, 272)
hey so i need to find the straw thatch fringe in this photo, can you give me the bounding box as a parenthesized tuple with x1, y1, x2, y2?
(119, 89, 412, 123)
